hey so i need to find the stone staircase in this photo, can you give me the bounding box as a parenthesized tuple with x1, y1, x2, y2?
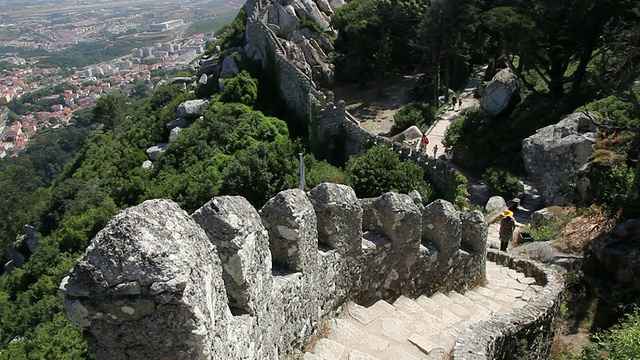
(513, 178, 544, 225)
(304, 261, 542, 360)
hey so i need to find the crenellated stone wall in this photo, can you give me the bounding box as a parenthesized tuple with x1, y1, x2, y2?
(61, 183, 487, 359)
(243, 10, 465, 199)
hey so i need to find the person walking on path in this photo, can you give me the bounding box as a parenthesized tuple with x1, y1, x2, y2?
(421, 134, 429, 152)
(458, 97, 462, 109)
(451, 96, 457, 110)
(445, 148, 453, 163)
(432, 144, 438, 158)
(499, 210, 516, 251)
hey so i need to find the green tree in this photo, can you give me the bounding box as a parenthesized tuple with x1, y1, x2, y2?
(483, 167, 520, 200)
(390, 102, 436, 135)
(148, 84, 187, 111)
(304, 155, 346, 189)
(346, 145, 432, 200)
(331, 0, 426, 83)
(0, 312, 92, 360)
(221, 139, 298, 207)
(219, 70, 258, 106)
(480, 0, 639, 98)
(92, 92, 127, 130)
(415, 0, 480, 105)
(0, 162, 47, 262)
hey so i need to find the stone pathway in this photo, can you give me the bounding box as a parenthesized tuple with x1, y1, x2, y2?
(422, 68, 484, 159)
(514, 179, 544, 225)
(304, 261, 541, 360)
(487, 178, 544, 249)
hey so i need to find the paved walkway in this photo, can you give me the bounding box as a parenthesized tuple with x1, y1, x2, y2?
(487, 179, 544, 249)
(304, 261, 541, 359)
(421, 69, 484, 159)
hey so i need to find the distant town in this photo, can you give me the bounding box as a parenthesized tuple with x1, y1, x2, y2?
(0, 0, 241, 159)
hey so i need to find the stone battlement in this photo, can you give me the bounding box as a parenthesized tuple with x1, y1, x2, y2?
(61, 183, 487, 359)
(244, 14, 463, 197)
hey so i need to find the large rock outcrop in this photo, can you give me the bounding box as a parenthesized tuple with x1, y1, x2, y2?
(484, 196, 507, 215)
(390, 125, 423, 144)
(587, 219, 640, 294)
(481, 68, 519, 117)
(522, 112, 597, 205)
(176, 99, 210, 118)
(145, 143, 167, 161)
(261, 0, 335, 85)
(4, 224, 38, 272)
(267, 3, 300, 39)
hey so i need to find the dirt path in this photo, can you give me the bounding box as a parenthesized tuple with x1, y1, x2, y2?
(329, 74, 420, 136)
(329, 68, 503, 213)
(423, 69, 483, 159)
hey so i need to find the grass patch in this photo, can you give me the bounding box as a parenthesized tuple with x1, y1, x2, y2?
(188, 11, 238, 35)
(519, 207, 576, 243)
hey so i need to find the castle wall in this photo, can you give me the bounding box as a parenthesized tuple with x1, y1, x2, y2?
(61, 183, 487, 359)
(246, 21, 317, 123)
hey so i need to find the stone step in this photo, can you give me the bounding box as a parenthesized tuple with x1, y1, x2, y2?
(306, 261, 541, 360)
(391, 296, 443, 330)
(348, 300, 395, 325)
(344, 350, 381, 360)
(414, 295, 463, 327)
(313, 338, 346, 359)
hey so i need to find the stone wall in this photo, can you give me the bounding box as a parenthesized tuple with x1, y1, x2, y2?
(61, 183, 487, 359)
(244, 15, 465, 200)
(451, 249, 564, 359)
(245, 21, 319, 123)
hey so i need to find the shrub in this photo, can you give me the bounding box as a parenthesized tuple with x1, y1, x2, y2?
(584, 93, 640, 128)
(442, 107, 490, 148)
(580, 308, 640, 360)
(444, 172, 469, 209)
(346, 146, 433, 201)
(219, 70, 258, 106)
(524, 214, 571, 242)
(484, 167, 520, 200)
(596, 163, 634, 211)
(390, 102, 436, 135)
(304, 155, 346, 189)
(443, 114, 464, 147)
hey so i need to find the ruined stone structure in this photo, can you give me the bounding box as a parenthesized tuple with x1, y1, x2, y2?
(61, 183, 488, 359)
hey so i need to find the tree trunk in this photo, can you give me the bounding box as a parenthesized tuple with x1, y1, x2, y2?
(444, 58, 450, 101)
(548, 58, 566, 97)
(376, 21, 387, 96)
(568, 41, 596, 100)
(433, 50, 440, 107)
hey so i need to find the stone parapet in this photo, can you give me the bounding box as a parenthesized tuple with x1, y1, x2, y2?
(62, 183, 487, 359)
(451, 249, 564, 359)
(245, 16, 465, 200)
